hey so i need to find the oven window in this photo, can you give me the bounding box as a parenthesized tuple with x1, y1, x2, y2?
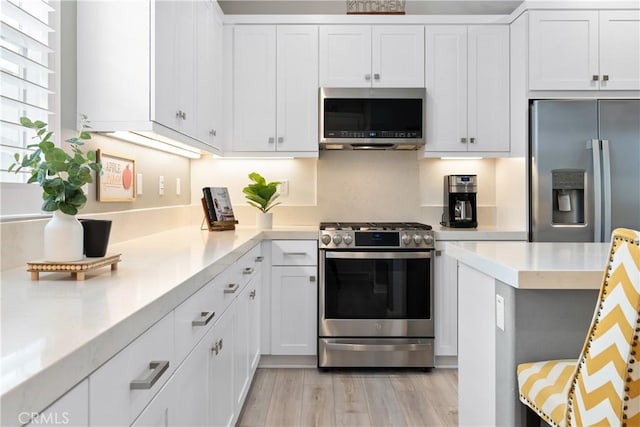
(324, 257, 430, 319)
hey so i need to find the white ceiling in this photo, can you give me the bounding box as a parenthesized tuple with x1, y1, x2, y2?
(218, 0, 523, 15)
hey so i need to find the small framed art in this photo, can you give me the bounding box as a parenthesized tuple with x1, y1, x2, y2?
(96, 150, 136, 202)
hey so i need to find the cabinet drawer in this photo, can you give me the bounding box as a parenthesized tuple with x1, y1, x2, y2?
(235, 244, 263, 287)
(271, 240, 317, 266)
(89, 313, 175, 426)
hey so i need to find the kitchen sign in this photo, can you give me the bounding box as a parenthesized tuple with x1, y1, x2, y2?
(346, 0, 405, 14)
(96, 150, 136, 202)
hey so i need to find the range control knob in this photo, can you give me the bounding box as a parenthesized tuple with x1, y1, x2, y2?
(332, 234, 343, 245)
(343, 234, 353, 245)
(402, 233, 412, 246)
(321, 234, 332, 245)
(413, 234, 423, 245)
(424, 234, 434, 245)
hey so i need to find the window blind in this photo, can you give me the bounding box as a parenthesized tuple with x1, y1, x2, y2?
(0, 0, 54, 183)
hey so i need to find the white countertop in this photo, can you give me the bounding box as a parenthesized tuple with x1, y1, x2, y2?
(445, 241, 610, 289)
(435, 225, 527, 241)
(0, 226, 317, 423)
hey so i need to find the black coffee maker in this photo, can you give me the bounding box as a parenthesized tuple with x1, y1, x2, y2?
(441, 175, 478, 228)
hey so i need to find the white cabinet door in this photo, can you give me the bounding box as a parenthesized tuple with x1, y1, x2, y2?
(599, 10, 640, 90)
(130, 379, 175, 427)
(153, 0, 196, 134)
(372, 25, 424, 87)
(434, 243, 458, 357)
(424, 25, 467, 152)
(271, 266, 318, 355)
(529, 11, 599, 90)
(195, 0, 222, 148)
(26, 380, 88, 427)
(248, 279, 261, 371)
(232, 25, 277, 151)
(467, 25, 509, 153)
(319, 26, 372, 87)
(276, 26, 319, 153)
(234, 284, 251, 414)
(208, 307, 235, 427)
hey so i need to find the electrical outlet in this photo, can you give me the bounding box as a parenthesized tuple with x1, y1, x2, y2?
(496, 294, 505, 331)
(158, 176, 165, 196)
(278, 179, 289, 196)
(136, 173, 143, 195)
(176, 178, 181, 196)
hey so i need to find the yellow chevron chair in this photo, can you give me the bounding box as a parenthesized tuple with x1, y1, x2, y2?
(517, 228, 640, 426)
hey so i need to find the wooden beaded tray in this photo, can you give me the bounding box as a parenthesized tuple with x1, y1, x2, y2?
(27, 253, 121, 281)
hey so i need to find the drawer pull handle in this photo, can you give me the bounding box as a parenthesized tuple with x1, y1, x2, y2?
(250, 289, 256, 299)
(255, 256, 264, 262)
(283, 252, 307, 256)
(224, 283, 239, 294)
(130, 360, 169, 390)
(309, 275, 316, 282)
(192, 311, 215, 327)
(243, 267, 254, 275)
(435, 250, 442, 257)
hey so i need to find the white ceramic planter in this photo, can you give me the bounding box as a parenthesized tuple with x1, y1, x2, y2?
(256, 212, 273, 230)
(44, 211, 84, 262)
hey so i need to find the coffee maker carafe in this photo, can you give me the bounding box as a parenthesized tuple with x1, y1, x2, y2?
(441, 175, 478, 228)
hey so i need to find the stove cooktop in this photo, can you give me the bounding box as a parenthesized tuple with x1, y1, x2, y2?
(319, 222, 435, 249)
(319, 222, 433, 231)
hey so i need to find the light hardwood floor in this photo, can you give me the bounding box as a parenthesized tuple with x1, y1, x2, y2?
(238, 368, 458, 427)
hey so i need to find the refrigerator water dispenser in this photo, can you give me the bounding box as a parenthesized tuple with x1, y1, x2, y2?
(551, 170, 585, 225)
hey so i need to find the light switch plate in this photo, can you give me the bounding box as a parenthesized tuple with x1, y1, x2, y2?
(278, 179, 289, 196)
(496, 294, 505, 331)
(176, 178, 181, 196)
(158, 176, 164, 196)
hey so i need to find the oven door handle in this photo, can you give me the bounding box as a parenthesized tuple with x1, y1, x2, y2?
(324, 341, 433, 352)
(324, 251, 432, 260)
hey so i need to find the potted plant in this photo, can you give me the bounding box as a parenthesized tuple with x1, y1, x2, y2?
(242, 172, 281, 229)
(9, 115, 102, 261)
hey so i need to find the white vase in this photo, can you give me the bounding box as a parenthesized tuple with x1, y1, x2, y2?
(256, 212, 273, 230)
(44, 210, 84, 262)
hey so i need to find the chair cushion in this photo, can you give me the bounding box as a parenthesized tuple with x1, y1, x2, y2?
(517, 359, 578, 427)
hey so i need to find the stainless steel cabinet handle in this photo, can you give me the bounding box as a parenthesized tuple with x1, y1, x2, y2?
(602, 74, 609, 81)
(309, 275, 316, 282)
(435, 250, 442, 257)
(243, 267, 254, 275)
(277, 137, 284, 143)
(224, 283, 239, 294)
(325, 341, 432, 352)
(182, 111, 187, 120)
(219, 338, 223, 350)
(192, 311, 215, 327)
(592, 75, 599, 81)
(374, 73, 380, 80)
(130, 361, 169, 390)
(209, 129, 216, 136)
(365, 74, 371, 81)
(175, 110, 182, 119)
(469, 137, 476, 144)
(268, 137, 275, 144)
(255, 256, 264, 262)
(283, 252, 307, 256)
(249, 289, 256, 299)
(460, 137, 467, 144)
(212, 341, 219, 355)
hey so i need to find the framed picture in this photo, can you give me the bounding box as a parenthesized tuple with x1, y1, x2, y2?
(96, 150, 136, 202)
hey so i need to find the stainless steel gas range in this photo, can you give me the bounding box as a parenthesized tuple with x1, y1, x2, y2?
(318, 222, 435, 369)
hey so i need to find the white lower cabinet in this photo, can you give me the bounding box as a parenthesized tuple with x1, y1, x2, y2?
(434, 242, 458, 357)
(130, 376, 175, 427)
(234, 283, 251, 413)
(207, 306, 236, 427)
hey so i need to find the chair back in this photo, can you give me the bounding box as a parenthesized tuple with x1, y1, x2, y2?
(567, 228, 640, 426)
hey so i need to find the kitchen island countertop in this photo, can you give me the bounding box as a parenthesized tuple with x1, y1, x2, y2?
(0, 225, 317, 425)
(445, 240, 610, 289)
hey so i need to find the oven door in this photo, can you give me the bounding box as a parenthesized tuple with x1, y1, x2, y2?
(319, 251, 434, 338)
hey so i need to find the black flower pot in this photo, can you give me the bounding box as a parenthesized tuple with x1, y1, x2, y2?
(79, 219, 112, 257)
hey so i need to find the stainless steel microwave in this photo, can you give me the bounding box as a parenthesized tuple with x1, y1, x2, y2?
(319, 87, 426, 150)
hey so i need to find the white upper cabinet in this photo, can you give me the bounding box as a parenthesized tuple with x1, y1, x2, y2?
(320, 25, 424, 87)
(77, 0, 223, 154)
(529, 10, 640, 91)
(424, 25, 509, 155)
(232, 25, 319, 155)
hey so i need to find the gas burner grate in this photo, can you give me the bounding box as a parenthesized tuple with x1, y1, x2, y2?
(319, 222, 432, 231)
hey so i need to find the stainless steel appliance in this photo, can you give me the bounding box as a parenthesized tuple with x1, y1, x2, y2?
(319, 88, 425, 150)
(530, 100, 640, 242)
(318, 222, 435, 368)
(441, 175, 478, 228)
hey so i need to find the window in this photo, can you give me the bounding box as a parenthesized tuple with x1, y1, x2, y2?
(1, 0, 57, 184)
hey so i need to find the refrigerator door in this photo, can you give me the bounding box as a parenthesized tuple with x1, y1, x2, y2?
(530, 100, 599, 242)
(598, 100, 640, 238)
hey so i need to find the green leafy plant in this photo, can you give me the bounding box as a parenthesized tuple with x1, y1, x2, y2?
(242, 172, 281, 213)
(9, 115, 101, 215)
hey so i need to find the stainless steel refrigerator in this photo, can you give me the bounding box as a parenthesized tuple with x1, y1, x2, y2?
(530, 100, 640, 242)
